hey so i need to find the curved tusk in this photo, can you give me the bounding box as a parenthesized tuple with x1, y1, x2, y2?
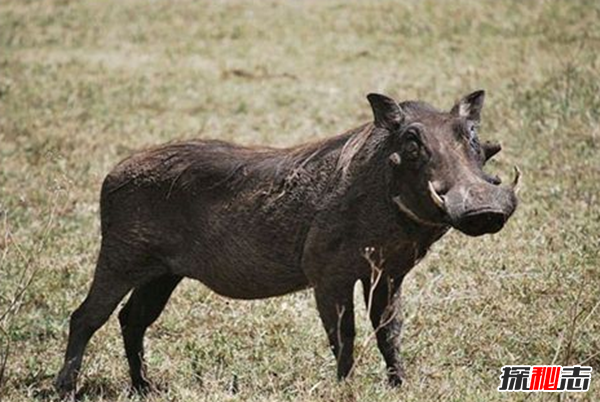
(428, 181, 446, 210)
(511, 165, 522, 192)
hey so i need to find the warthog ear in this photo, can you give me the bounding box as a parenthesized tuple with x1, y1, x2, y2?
(451, 90, 485, 122)
(367, 93, 405, 131)
(482, 140, 501, 161)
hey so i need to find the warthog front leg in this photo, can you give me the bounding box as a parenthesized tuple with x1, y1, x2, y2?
(314, 283, 356, 380)
(361, 274, 405, 386)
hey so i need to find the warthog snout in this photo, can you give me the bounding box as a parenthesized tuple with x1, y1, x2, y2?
(431, 167, 520, 236)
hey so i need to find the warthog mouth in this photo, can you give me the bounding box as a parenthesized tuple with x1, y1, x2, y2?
(453, 209, 507, 236)
(392, 195, 449, 228)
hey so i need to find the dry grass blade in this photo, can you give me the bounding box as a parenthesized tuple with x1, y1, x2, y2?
(0, 193, 61, 401)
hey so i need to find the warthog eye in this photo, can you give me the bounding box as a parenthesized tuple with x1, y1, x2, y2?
(403, 139, 420, 160)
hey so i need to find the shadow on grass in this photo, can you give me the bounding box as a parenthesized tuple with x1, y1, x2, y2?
(27, 377, 126, 402)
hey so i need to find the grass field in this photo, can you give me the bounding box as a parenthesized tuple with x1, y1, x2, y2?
(1, 0, 599, 401)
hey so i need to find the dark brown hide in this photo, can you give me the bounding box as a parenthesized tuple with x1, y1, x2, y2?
(56, 91, 517, 395)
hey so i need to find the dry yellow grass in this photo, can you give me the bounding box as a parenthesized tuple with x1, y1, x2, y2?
(0, 0, 598, 401)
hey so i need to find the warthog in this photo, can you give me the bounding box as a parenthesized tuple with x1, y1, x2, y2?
(56, 90, 519, 395)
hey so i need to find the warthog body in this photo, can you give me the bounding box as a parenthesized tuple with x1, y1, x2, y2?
(56, 91, 518, 395)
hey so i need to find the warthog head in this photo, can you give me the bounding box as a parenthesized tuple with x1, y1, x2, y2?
(368, 90, 519, 236)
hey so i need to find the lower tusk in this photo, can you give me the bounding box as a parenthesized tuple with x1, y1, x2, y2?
(428, 181, 446, 210)
(511, 165, 522, 192)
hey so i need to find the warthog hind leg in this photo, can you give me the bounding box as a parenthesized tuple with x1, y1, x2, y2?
(55, 253, 133, 397)
(118, 274, 182, 393)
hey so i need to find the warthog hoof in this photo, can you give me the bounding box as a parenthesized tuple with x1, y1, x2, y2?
(387, 367, 404, 387)
(54, 373, 76, 400)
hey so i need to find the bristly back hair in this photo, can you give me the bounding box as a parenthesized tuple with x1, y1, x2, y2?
(335, 123, 375, 178)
